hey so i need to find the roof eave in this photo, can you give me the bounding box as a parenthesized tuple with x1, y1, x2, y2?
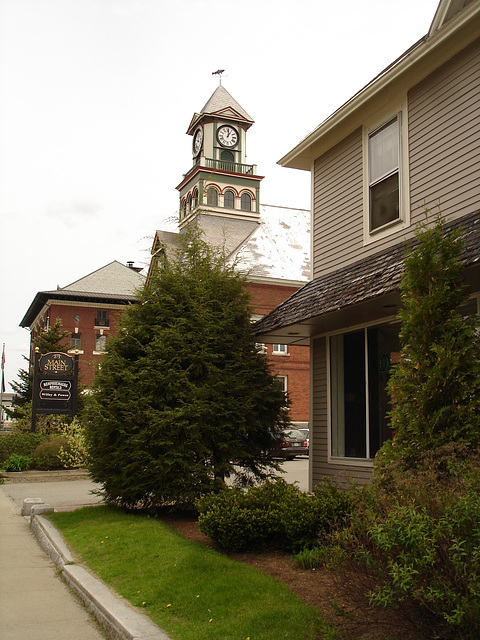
(279, 1, 480, 171)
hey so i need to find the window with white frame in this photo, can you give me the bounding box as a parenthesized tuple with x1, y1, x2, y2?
(368, 116, 400, 233)
(330, 322, 400, 460)
(272, 343, 288, 355)
(95, 333, 107, 352)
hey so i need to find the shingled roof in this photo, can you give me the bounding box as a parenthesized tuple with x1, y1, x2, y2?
(21, 261, 145, 327)
(253, 210, 480, 337)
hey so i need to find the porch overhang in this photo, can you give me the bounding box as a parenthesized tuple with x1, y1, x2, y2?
(253, 211, 480, 344)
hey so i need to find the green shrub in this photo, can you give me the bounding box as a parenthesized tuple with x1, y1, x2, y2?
(328, 444, 480, 639)
(32, 436, 72, 470)
(57, 419, 89, 468)
(196, 478, 351, 552)
(1, 453, 32, 472)
(293, 546, 326, 570)
(0, 432, 46, 464)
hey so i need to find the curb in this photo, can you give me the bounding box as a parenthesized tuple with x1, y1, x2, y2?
(1, 469, 92, 483)
(30, 513, 172, 640)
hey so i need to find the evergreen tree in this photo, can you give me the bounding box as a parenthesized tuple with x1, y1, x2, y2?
(9, 318, 70, 420)
(385, 212, 480, 464)
(85, 224, 289, 509)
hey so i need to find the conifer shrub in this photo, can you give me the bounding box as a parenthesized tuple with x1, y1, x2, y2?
(196, 479, 351, 552)
(85, 224, 289, 509)
(32, 436, 72, 470)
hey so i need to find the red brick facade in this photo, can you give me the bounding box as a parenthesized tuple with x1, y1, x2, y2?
(29, 303, 126, 389)
(246, 282, 310, 425)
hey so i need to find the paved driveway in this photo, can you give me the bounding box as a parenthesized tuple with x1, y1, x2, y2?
(1, 457, 309, 510)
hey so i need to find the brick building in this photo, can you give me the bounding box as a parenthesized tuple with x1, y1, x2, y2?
(21, 261, 145, 388)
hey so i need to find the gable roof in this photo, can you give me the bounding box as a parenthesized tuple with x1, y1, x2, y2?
(20, 261, 145, 328)
(252, 211, 480, 342)
(150, 204, 311, 287)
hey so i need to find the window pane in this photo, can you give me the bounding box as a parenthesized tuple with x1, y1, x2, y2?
(367, 325, 400, 456)
(207, 188, 218, 206)
(370, 172, 399, 231)
(224, 190, 235, 208)
(369, 118, 399, 184)
(330, 331, 366, 458)
(241, 193, 251, 211)
(96, 334, 107, 352)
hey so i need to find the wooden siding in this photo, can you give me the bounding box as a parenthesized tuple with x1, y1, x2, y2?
(311, 337, 373, 489)
(312, 130, 363, 278)
(311, 38, 480, 279)
(409, 38, 480, 221)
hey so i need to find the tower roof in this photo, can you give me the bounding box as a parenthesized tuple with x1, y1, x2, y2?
(187, 85, 254, 134)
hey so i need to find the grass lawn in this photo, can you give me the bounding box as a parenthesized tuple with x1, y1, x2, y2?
(50, 506, 329, 640)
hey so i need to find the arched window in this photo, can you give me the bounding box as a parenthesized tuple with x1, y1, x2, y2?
(224, 189, 235, 209)
(207, 188, 218, 206)
(193, 188, 199, 208)
(220, 150, 234, 162)
(240, 192, 252, 211)
(180, 199, 186, 219)
(187, 193, 192, 212)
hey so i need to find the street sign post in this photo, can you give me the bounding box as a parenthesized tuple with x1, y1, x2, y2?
(31, 351, 79, 432)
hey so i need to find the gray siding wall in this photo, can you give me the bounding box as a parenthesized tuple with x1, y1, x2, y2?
(311, 337, 373, 489)
(312, 38, 480, 279)
(409, 38, 480, 220)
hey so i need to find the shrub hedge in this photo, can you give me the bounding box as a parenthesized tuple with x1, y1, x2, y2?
(0, 432, 46, 464)
(327, 444, 480, 640)
(196, 478, 351, 552)
(32, 436, 72, 470)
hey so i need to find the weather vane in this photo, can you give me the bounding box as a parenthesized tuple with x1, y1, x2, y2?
(212, 69, 225, 86)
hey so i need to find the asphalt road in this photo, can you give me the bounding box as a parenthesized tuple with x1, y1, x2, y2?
(1, 457, 309, 509)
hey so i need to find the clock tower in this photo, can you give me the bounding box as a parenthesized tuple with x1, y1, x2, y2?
(176, 85, 263, 229)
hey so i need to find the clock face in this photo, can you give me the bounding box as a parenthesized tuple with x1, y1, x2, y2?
(192, 127, 203, 156)
(217, 125, 238, 148)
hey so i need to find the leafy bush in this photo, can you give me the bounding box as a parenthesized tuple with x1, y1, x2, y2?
(327, 444, 480, 639)
(1, 453, 32, 472)
(57, 419, 89, 468)
(0, 432, 46, 464)
(32, 436, 72, 470)
(197, 478, 351, 552)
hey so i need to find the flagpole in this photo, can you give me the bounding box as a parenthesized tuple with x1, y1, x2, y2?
(0, 343, 5, 429)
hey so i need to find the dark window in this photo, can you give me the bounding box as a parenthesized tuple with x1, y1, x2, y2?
(240, 192, 252, 211)
(95, 310, 109, 327)
(207, 188, 218, 206)
(330, 323, 400, 459)
(224, 190, 235, 208)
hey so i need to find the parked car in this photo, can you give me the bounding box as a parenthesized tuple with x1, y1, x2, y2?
(270, 429, 308, 460)
(297, 428, 309, 456)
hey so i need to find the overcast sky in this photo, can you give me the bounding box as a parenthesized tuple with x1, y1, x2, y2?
(0, 0, 440, 391)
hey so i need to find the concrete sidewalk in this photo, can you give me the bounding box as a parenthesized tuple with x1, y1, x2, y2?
(0, 488, 105, 640)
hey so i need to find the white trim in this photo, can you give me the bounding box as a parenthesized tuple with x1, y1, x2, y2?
(326, 318, 400, 465)
(362, 100, 411, 246)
